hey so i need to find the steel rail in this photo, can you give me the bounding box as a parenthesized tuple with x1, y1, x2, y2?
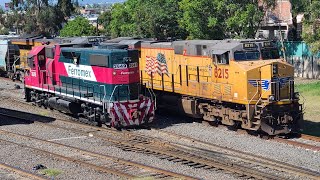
(300, 134, 320, 142)
(23, 120, 284, 180)
(273, 137, 320, 152)
(153, 129, 320, 179)
(1, 110, 320, 179)
(0, 112, 281, 179)
(0, 138, 134, 179)
(0, 119, 195, 179)
(202, 120, 320, 152)
(0, 162, 48, 180)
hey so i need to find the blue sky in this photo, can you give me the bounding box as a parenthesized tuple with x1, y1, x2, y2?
(0, 0, 124, 9)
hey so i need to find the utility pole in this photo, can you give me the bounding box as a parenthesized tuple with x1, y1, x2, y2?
(278, 0, 286, 60)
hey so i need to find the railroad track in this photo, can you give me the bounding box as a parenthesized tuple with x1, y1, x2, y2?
(3, 96, 320, 151)
(0, 162, 48, 180)
(201, 120, 320, 152)
(151, 129, 320, 179)
(300, 134, 320, 142)
(1, 112, 319, 180)
(273, 137, 320, 152)
(0, 116, 195, 179)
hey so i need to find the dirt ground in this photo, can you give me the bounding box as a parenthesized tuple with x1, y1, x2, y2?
(295, 78, 320, 136)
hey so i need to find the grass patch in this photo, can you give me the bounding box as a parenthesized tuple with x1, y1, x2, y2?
(40, 168, 62, 178)
(38, 111, 49, 116)
(295, 81, 320, 96)
(295, 81, 320, 136)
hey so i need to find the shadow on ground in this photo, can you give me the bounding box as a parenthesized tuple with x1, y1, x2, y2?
(0, 107, 55, 126)
(149, 108, 200, 129)
(302, 120, 320, 137)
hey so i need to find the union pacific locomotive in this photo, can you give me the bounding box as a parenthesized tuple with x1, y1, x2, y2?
(24, 44, 155, 127)
(135, 39, 302, 135)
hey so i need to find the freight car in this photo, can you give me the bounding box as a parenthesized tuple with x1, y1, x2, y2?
(24, 44, 155, 127)
(0, 38, 19, 77)
(132, 39, 302, 135)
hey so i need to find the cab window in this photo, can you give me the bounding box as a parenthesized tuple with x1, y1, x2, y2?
(234, 51, 260, 61)
(38, 55, 45, 66)
(261, 49, 280, 59)
(27, 56, 35, 69)
(215, 52, 229, 64)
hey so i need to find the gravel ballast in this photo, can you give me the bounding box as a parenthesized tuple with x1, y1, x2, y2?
(0, 78, 319, 179)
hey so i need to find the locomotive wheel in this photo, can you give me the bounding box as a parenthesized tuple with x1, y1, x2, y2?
(227, 121, 241, 131)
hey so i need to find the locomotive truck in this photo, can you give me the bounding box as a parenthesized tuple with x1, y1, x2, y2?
(24, 44, 155, 127)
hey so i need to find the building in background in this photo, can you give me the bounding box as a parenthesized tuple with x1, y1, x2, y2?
(257, 0, 293, 40)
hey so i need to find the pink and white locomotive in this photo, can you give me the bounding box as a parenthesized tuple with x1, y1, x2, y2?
(24, 44, 155, 127)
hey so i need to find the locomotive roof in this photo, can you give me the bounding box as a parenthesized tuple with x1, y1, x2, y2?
(61, 47, 131, 54)
(140, 39, 274, 56)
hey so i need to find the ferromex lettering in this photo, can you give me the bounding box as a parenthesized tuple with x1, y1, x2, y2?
(64, 63, 96, 81)
(68, 65, 91, 78)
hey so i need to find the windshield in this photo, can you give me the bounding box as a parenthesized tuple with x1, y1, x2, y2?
(261, 49, 280, 59)
(234, 51, 260, 61)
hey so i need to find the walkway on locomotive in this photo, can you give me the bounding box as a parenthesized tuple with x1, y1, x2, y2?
(140, 39, 297, 105)
(24, 45, 144, 106)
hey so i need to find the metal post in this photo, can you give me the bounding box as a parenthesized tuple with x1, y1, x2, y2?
(197, 66, 200, 82)
(179, 65, 182, 85)
(151, 72, 154, 89)
(186, 65, 189, 86)
(161, 73, 164, 91)
(172, 74, 174, 92)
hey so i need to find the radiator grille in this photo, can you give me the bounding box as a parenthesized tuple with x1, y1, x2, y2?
(224, 85, 231, 95)
(214, 84, 221, 94)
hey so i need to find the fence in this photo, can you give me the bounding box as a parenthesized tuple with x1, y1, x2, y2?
(280, 41, 320, 79)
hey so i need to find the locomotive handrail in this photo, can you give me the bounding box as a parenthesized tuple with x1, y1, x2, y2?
(146, 86, 156, 110)
(12, 56, 20, 74)
(247, 79, 260, 121)
(99, 84, 107, 114)
(108, 85, 120, 103)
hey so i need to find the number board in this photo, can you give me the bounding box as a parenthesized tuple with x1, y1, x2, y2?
(263, 42, 273, 47)
(243, 43, 257, 49)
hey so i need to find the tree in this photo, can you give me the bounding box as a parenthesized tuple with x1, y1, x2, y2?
(57, 0, 75, 18)
(6, 0, 75, 36)
(98, 10, 112, 36)
(108, 0, 186, 39)
(179, 0, 276, 39)
(60, 17, 97, 37)
(291, 0, 309, 18)
(302, 1, 320, 54)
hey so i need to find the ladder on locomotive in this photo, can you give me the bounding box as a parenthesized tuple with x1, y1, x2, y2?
(247, 79, 268, 131)
(6, 44, 17, 74)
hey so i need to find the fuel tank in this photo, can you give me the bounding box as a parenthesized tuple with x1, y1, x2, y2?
(48, 97, 81, 114)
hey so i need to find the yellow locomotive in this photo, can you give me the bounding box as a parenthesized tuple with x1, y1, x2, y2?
(137, 39, 302, 135)
(10, 36, 54, 80)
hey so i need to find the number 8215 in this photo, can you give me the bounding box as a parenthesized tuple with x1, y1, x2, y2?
(214, 68, 229, 79)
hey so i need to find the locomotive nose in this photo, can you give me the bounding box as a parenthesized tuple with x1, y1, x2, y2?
(259, 62, 295, 102)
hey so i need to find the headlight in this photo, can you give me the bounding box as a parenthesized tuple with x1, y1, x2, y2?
(269, 95, 275, 101)
(273, 64, 278, 74)
(294, 92, 300, 99)
(113, 71, 117, 75)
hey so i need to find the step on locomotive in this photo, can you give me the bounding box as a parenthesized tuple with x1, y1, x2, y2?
(24, 44, 155, 127)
